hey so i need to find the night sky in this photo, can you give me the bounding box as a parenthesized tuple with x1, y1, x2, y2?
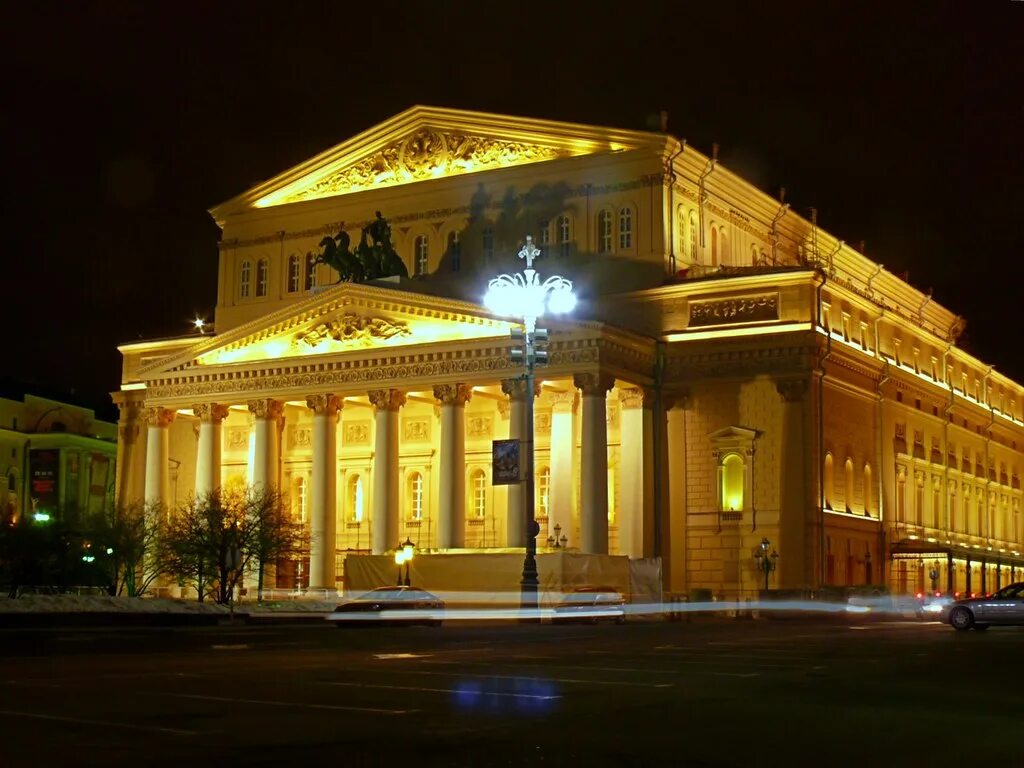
(4, 1, 1022, 422)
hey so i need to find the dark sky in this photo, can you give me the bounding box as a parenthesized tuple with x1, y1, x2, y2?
(4, 1, 1022, 421)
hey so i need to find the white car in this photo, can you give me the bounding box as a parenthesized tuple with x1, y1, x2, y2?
(940, 582, 1024, 631)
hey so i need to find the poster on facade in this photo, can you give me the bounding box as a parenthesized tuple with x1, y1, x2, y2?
(29, 448, 60, 517)
(491, 439, 520, 485)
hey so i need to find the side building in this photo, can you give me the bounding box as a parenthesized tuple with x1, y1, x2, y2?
(112, 106, 1024, 597)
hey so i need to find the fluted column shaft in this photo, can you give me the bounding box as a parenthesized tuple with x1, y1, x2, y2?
(144, 407, 176, 508)
(370, 389, 405, 554)
(193, 403, 229, 498)
(576, 373, 614, 555)
(112, 393, 144, 508)
(307, 394, 341, 591)
(548, 390, 576, 540)
(619, 388, 653, 559)
(248, 399, 283, 490)
(435, 384, 472, 549)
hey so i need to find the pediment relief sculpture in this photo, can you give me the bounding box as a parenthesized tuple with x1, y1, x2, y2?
(271, 129, 570, 205)
(295, 313, 411, 350)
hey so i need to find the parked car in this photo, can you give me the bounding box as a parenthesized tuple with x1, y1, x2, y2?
(552, 586, 626, 624)
(328, 586, 445, 627)
(940, 582, 1024, 631)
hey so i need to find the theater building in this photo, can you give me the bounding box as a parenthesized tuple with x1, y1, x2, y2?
(113, 106, 1024, 597)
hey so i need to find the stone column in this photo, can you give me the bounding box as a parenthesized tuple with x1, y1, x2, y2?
(112, 393, 145, 508)
(665, 396, 689, 593)
(548, 389, 576, 542)
(777, 378, 812, 590)
(247, 399, 283, 490)
(575, 373, 614, 554)
(501, 377, 532, 547)
(619, 387, 654, 559)
(193, 403, 229, 497)
(434, 383, 472, 549)
(144, 406, 176, 509)
(369, 389, 405, 555)
(307, 394, 341, 591)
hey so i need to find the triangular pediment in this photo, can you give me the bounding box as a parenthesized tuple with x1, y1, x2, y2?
(137, 282, 518, 377)
(211, 106, 665, 218)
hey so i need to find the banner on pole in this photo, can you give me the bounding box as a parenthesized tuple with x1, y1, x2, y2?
(491, 439, 521, 485)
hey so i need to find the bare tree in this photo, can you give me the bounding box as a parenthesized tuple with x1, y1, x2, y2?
(89, 501, 166, 597)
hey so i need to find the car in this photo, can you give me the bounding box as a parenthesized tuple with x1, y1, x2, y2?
(940, 582, 1024, 631)
(327, 586, 445, 627)
(552, 586, 627, 624)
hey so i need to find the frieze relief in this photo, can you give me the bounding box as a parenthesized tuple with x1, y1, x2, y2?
(467, 415, 493, 439)
(288, 425, 312, 450)
(535, 412, 552, 436)
(688, 293, 779, 327)
(280, 129, 568, 204)
(345, 421, 371, 445)
(227, 427, 249, 451)
(295, 314, 411, 349)
(403, 418, 431, 442)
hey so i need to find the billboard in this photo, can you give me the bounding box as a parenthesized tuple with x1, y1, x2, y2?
(29, 448, 60, 516)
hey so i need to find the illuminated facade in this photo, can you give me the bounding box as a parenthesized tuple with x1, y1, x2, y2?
(113, 106, 1024, 597)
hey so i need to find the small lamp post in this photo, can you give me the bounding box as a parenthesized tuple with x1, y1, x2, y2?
(484, 236, 576, 613)
(546, 523, 568, 549)
(754, 537, 779, 592)
(395, 537, 415, 586)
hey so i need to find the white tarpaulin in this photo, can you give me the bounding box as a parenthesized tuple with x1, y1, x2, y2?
(343, 550, 662, 606)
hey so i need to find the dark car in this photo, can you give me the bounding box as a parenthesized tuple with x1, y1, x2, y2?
(940, 582, 1024, 631)
(552, 586, 627, 624)
(327, 586, 445, 627)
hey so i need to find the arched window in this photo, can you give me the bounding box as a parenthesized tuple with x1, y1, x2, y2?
(537, 466, 551, 517)
(823, 453, 834, 510)
(537, 220, 550, 257)
(597, 210, 613, 253)
(414, 235, 429, 276)
(844, 458, 854, 513)
(239, 260, 252, 299)
(294, 476, 307, 523)
(676, 206, 687, 258)
(471, 469, 487, 518)
(348, 474, 364, 522)
(288, 254, 301, 293)
(710, 226, 719, 266)
(482, 227, 494, 261)
(688, 211, 698, 261)
(556, 215, 571, 257)
(720, 454, 744, 511)
(408, 472, 424, 519)
(896, 468, 906, 522)
(618, 207, 633, 250)
(447, 230, 461, 272)
(720, 230, 729, 265)
(256, 258, 269, 297)
(304, 253, 317, 291)
(863, 464, 873, 516)
(750, 244, 759, 266)
(949, 483, 957, 532)
(915, 473, 925, 526)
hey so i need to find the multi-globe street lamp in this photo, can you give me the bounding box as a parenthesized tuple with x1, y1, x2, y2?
(754, 537, 779, 592)
(484, 236, 576, 613)
(394, 537, 415, 587)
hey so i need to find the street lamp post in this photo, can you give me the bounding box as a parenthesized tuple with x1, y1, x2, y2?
(754, 537, 779, 592)
(485, 236, 576, 614)
(395, 537, 415, 586)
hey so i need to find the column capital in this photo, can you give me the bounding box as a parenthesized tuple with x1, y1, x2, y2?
(248, 398, 283, 420)
(145, 406, 176, 428)
(113, 394, 145, 424)
(618, 386, 653, 410)
(548, 389, 577, 412)
(192, 403, 230, 423)
(776, 378, 810, 402)
(501, 377, 540, 400)
(119, 423, 139, 442)
(434, 383, 473, 407)
(574, 372, 615, 397)
(368, 389, 406, 413)
(306, 393, 342, 419)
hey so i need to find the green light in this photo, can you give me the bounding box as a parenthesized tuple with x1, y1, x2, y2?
(82, 555, 95, 563)
(34, 512, 52, 523)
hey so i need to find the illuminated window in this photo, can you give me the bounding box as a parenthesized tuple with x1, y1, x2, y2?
(677, 206, 687, 258)
(538, 220, 550, 257)
(414, 235, 429, 276)
(845, 458, 854, 513)
(482, 228, 494, 261)
(863, 464, 873, 516)
(949, 483, 957, 532)
(719, 230, 729, 265)
(408, 472, 424, 520)
(710, 226, 718, 266)
(556, 215, 571, 257)
(720, 453, 744, 511)
(618, 207, 633, 250)
(537, 466, 551, 517)
(895, 468, 906, 522)
(256, 258, 269, 297)
(824, 453, 834, 510)
(597, 210, 613, 254)
(915, 472, 924, 526)
(688, 211, 697, 261)
(239, 260, 251, 299)
(348, 474, 364, 522)
(294, 476, 307, 523)
(304, 253, 317, 291)
(445, 230, 461, 272)
(288, 254, 301, 292)
(471, 469, 487, 518)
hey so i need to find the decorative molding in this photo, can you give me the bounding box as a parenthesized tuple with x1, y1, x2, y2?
(547, 390, 577, 411)
(618, 387, 650, 410)
(306, 393, 342, 419)
(345, 420, 371, 445)
(776, 378, 809, 402)
(145, 407, 176, 428)
(227, 427, 248, 450)
(535, 411, 552, 436)
(369, 388, 406, 413)
(288, 425, 312, 450)
(688, 293, 779, 328)
(467, 415, 493, 439)
(192, 403, 230, 423)
(433, 383, 472, 407)
(295, 314, 410, 350)
(248, 398, 283, 421)
(402, 418, 430, 442)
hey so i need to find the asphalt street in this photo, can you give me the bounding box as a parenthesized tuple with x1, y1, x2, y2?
(0, 617, 1020, 767)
